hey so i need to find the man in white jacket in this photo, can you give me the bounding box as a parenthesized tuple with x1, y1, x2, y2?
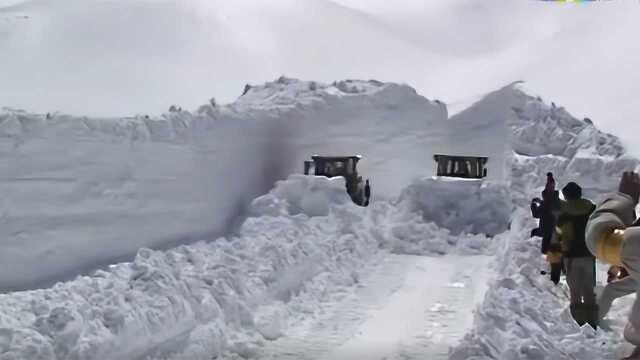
(586, 172, 640, 357)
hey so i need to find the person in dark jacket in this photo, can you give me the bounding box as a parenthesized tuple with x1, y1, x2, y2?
(531, 173, 562, 254)
(531, 173, 564, 284)
(557, 181, 597, 328)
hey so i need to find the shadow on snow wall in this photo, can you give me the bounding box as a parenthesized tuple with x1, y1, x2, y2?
(0, 117, 300, 292)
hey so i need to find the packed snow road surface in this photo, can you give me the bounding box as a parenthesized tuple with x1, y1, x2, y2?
(259, 254, 492, 360)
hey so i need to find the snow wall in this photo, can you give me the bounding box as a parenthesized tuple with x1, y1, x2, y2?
(1, 78, 455, 291)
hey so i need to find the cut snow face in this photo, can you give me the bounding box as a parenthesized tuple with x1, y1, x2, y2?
(1, 78, 482, 291)
(249, 175, 353, 217)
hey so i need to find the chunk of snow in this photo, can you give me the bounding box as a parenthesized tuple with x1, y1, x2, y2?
(398, 177, 512, 236)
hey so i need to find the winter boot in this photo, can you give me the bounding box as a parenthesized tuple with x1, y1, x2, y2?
(586, 305, 599, 330)
(550, 262, 562, 285)
(570, 304, 587, 327)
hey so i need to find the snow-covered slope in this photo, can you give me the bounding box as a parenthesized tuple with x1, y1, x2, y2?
(3, 0, 640, 154)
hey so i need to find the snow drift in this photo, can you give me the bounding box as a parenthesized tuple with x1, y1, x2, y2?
(398, 178, 512, 236)
(0, 174, 494, 360)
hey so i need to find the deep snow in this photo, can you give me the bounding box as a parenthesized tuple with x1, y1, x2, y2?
(2, 0, 640, 154)
(1, 78, 640, 359)
(0, 174, 498, 360)
(2, 78, 483, 291)
(450, 210, 631, 360)
(449, 89, 640, 359)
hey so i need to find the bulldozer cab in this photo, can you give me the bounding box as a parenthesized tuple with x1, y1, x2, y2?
(304, 155, 368, 206)
(433, 154, 489, 179)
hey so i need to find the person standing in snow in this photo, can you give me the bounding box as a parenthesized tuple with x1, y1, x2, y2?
(531, 173, 562, 255)
(364, 179, 371, 207)
(531, 173, 563, 283)
(586, 172, 640, 357)
(556, 182, 597, 328)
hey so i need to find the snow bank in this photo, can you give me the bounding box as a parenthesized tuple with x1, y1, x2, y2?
(506, 86, 639, 202)
(398, 177, 512, 236)
(450, 211, 629, 360)
(0, 174, 490, 360)
(0, 78, 449, 291)
(249, 175, 353, 218)
(449, 85, 640, 359)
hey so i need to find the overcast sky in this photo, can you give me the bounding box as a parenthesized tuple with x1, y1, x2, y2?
(1, 0, 639, 151)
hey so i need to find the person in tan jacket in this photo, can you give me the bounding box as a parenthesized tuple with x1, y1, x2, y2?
(586, 172, 640, 358)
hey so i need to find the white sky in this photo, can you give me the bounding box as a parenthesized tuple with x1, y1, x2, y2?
(1, 0, 639, 152)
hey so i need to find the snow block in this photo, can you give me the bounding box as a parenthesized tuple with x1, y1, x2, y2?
(398, 177, 512, 236)
(250, 175, 353, 218)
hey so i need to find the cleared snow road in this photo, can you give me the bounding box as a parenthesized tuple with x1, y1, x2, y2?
(259, 254, 492, 360)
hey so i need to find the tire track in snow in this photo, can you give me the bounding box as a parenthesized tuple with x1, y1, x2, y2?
(259, 254, 492, 360)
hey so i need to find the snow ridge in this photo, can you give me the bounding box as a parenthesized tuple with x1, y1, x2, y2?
(1, 78, 441, 145)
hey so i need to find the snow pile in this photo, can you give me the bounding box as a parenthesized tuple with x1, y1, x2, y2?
(506, 86, 640, 202)
(398, 177, 512, 236)
(439, 83, 640, 208)
(0, 78, 450, 291)
(449, 85, 640, 358)
(251, 174, 493, 256)
(249, 175, 353, 217)
(0, 174, 490, 360)
(450, 211, 628, 360)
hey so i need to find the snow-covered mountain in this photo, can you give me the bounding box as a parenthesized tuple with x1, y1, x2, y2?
(2, 0, 640, 151)
(1, 78, 638, 359)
